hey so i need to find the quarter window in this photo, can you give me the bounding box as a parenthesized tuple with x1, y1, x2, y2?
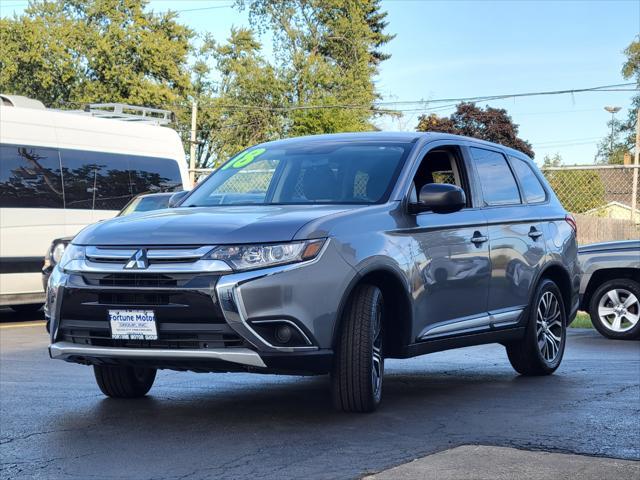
(471, 148, 521, 206)
(509, 156, 546, 203)
(0, 145, 64, 208)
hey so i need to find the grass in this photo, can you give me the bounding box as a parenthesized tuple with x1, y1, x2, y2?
(570, 311, 593, 329)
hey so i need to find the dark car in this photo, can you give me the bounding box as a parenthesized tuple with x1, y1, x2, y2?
(42, 192, 176, 289)
(46, 132, 580, 412)
(579, 240, 640, 340)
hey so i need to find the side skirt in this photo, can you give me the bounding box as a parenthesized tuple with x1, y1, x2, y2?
(394, 327, 526, 359)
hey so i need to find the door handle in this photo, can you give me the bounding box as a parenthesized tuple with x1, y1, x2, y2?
(528, 228, 543, 240)
(470, 232, 488, 244)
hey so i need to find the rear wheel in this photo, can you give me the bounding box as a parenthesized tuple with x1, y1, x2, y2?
(589, 279, 640, 340)
(94, 365, 156, 398)
(331, 284, 384, 413)
(506, 279, 566, 376)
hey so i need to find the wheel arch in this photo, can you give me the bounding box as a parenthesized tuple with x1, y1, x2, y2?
(332, 264, 413, 358)
(581, 268, 640, 311)
(537, 263, 573, 317)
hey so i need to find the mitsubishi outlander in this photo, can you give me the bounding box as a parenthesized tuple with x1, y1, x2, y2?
(47, 132, 580, 412)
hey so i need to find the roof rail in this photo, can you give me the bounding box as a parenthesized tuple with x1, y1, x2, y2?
(85, 103, 174, 125)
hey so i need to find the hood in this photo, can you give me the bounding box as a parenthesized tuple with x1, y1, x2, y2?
(73, 205, 357, 246)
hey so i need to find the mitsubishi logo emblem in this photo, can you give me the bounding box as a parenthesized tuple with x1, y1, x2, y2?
(124, 249, 149, 270)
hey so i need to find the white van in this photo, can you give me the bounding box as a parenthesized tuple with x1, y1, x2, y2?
(0, 95, 190, 311)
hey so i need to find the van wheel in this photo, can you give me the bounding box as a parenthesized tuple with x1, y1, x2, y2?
(506, 279, 566, 376)
(331, 284, 384, 413)
(589, 279, 640, 340)
(94, 365, 156, 398)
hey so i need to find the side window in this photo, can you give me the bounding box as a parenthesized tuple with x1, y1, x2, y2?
(411, 147, 469, 205)
(130, 157, 183, 195)
(0, 145, 64, 208)
(509, 156, 546, 203)
(61, 150, 134, 211)
(470, 147, 521, 206)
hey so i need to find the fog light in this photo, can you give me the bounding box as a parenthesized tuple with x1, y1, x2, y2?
(275, 325, 293, 344)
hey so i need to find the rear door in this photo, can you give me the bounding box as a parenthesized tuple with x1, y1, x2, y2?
(469, 147, 547, 325)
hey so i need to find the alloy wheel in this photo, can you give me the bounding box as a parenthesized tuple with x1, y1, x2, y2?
(597, 288, 639, 333)
(536, 291, 563, 363)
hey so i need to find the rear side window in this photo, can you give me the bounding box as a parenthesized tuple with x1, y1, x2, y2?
(0, 145, 64, 208)
(509, 156, 546, 203)
(470, 147, 521, 206)
(130, 157, 183, 195)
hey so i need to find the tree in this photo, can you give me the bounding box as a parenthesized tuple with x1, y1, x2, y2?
(416, 102, 535, 158)
(541, 154, 606, 213)
(620, 36, 639, 150)
(183, 29, 288, 168)
(238, 0, 395, 135)
(595, 115, 627, 164)
(0, 0, 193, 109)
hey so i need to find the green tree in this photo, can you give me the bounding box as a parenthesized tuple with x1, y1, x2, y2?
(541, 154, 606, 213)
(0, 0, 193, 109)
(620, 36, 639, 150)
(416, 102, 535, 158)
(595, 115, 627, 165)
(238, 0, 395, 135)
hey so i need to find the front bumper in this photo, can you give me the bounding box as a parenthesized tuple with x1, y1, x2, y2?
(47, 239, 355, 375)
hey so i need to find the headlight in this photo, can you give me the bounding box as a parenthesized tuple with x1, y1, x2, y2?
(206, 239, 325, 271)
(57, 244, 85, 270)
(51, 242, 67, 265)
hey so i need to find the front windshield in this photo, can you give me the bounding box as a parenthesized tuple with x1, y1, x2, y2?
(182, 141, 412, 207)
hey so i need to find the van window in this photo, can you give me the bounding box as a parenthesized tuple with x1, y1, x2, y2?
(130, 157, 183, 195)
(509, 156, 546, 203)
(61, 150, 182, 210)
(470, 147, 521, 206)
(0, 145, 64, 208)
(61, 150, 133, 210)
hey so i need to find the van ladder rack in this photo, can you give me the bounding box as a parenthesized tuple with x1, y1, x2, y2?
(85, 103, 173, 125)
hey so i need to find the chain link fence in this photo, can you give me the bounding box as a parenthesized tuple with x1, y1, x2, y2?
(541, 165, 639, 245)
(189, 164, 640, 245)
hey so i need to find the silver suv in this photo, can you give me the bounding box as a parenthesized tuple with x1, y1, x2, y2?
(47, 132, 580, 412)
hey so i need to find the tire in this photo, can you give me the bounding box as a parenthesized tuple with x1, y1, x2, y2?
(331, 284, 384, 413)
(10, 303, 43, 314)
(93, 365, 156, 398)
(588, 279, 640, 340)
(506, 279, 567, 376)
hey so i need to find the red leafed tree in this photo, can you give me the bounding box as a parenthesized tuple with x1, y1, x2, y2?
(416, 102, 535, 158)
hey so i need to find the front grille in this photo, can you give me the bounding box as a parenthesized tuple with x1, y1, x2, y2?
(97, 292, 171, 306)
(87, 273, 178, 288)
(59, 320, 247, 349)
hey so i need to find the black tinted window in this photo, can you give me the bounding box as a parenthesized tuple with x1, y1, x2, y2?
(130, 157, 182, 195)
(61, 150, 182, 211)
(509, 156, 546, 203)
(61, 150, 133, 210)
(0, 145, 63, 208)
(471, 148, 521, 205)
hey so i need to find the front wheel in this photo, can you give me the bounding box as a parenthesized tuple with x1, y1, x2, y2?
(94, 365, 156, 398)
(331, 284, 384, 413)
(589, 279, 640, 340)
(506, 279, 567, 376)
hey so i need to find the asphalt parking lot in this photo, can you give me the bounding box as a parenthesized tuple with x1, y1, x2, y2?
(1, 309, 638, 480)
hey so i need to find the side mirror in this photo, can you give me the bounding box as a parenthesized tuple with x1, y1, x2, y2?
(168, 190, 189, 208)
(413, 183, 466, 214)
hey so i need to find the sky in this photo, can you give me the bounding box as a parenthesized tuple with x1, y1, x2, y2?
(1, 0, 639, 165)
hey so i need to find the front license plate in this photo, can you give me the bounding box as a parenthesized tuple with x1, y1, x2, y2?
(108, 309, 158, 340)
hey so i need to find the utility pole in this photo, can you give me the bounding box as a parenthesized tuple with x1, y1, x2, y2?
(631, 107, 639, 224)
(189, 100, 198, 186)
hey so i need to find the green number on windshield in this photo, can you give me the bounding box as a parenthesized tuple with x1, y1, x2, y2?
(222, 148, 266, 170)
